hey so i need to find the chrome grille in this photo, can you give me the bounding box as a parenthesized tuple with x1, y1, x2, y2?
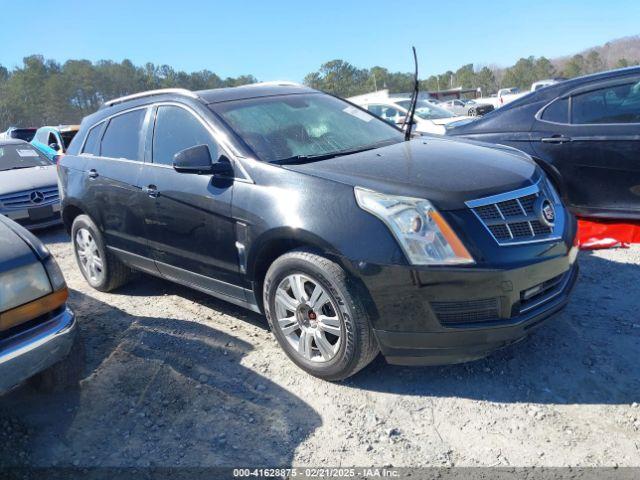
(519, 194, 537, 214)
(0, 186, 59, 210)
(466, 180, 563, 246)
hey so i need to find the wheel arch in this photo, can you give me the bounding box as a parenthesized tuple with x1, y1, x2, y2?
(246, 227, 378, 321)
(530, 155, 570, 204)
(246, 228, 347, 312)
(61, 201, 86, 234)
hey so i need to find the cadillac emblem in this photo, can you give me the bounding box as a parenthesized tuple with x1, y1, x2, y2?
(537, 198, 556, 227)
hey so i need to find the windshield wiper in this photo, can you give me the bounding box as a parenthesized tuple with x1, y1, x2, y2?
(272, 145, 380, 165)
(5, 166, 33, 171)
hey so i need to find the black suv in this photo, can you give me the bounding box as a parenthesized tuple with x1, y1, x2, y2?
(59, 83, 578, 380)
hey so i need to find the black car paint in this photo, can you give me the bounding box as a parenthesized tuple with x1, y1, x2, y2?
(59, 85, 578, 365)
(447, 67, 640, 219)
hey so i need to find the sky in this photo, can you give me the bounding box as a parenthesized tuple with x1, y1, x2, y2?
(1, 0, 639, 81)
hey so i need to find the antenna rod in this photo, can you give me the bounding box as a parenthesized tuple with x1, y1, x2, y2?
(403, 46, 419, 141)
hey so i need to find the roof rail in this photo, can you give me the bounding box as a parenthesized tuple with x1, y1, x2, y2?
(102, 88, 199, 108)
(244, 81, 303, 88)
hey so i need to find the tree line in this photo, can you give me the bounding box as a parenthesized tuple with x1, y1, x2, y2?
(0, 56, 256, 130)
(1, 50, 638, 130)
(304, 51, 639, 98)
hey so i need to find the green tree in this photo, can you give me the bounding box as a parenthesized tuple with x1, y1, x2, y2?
(303, 59, 368, 97)
(616, 58, 630, 68)
(585, 50, 604, 74)
(534, 57, 555, 79)
(454, 64, 475, 89)
(563, 54, 585, 78)
(502, 56, 536, 90)
(475, 67, 497, 96)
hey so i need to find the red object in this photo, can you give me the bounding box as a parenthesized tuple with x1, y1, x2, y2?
(577, 217, 640, 250)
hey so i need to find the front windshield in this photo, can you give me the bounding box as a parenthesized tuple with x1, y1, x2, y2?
(212, 93, 403, 163)
(396, 100, 454, 120)
(0, 144, 51, 171)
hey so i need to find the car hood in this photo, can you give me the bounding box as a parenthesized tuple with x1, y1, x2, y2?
(285, 137, 541, 210)
(0, 217, 36, 273)
(0, 165, 57, 196)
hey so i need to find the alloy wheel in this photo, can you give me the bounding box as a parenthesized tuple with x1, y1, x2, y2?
(273, 274, 343, 363)
(75, 228, 104, 284)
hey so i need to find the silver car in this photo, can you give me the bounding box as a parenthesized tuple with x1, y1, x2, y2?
(0, 139, 62, 230)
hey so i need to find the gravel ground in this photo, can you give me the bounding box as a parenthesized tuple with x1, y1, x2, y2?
(1, 226, 639, 468)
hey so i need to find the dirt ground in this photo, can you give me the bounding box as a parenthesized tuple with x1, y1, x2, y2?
(1, 226, 639, 468)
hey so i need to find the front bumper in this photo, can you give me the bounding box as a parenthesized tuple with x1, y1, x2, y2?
(2, 203, 62, 230)
(352, 247, 579, 366)
(0, 306, 76, 393)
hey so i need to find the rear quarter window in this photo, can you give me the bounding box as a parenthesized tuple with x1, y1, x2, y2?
(82, 124, 104, 155)
(541, 97, 569, 123)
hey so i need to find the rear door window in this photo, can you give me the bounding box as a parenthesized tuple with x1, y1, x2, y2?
(152, 105, 219, 166)
(100, 109, 146, 160)
(572, 81, 640, 124)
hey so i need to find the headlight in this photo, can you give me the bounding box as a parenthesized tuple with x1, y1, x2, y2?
(355, 187, 474, 266)
(0, 263, 52, 312)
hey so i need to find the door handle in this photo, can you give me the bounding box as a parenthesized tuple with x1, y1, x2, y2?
(143, 185, 159, 198)
(541, 135, 572, 144)
(87, 169, 99, 179)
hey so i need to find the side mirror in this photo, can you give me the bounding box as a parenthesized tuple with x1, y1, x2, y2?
(49, 143, 60, 151)
(173, 144, 213, 174)
(173, 144, 234, 177)
(210, 155, 234, 176)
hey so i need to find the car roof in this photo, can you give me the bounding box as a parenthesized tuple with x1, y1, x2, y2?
(538, 66, 640, 97)
(196, 82, 315, 104)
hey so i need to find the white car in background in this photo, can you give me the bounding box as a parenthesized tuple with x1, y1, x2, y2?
(347, 91, 469, 135)
(489, 81, 562, 108)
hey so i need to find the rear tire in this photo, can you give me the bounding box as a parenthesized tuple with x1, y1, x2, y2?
(263, 249, 379, 381)
(71, 214, 132, 292)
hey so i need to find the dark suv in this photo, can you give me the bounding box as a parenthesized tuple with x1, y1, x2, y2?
(58, 83, 578, 380)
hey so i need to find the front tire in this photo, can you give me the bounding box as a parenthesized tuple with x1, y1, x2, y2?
(263, 249, 378, 381)
(71, 214, 132, 292)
